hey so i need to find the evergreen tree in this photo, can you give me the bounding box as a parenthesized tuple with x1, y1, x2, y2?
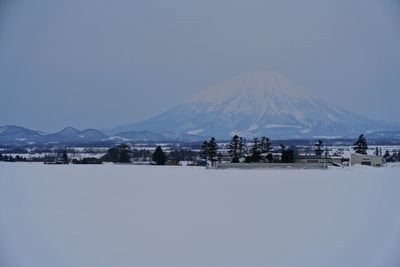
(201, 137, 219, 166)
(217, 152, 223, 163)
(279, 144, 295, 163)
(168, 149, 196, 162)
(201, 140, 210, 160)
(260, 136, 272, 162)
(383, 150, 391, 159)
(103, 143, 131, 163)
(208, 137, 219, 166)
(117, 143, 131, 163)
(8, 155, 15, 162)
(104, 147, 118, 162)
(250, 137, 262, 162)
(260, 136, 272, 154)
(62, 151, 69, 164)
(152, 146, 166, 165)
(228, 135, 240, 163)
(238, 137, 247, 159)
(281, 149, 295, 163)
(315, 140, 324, 156)
(353, 134, 368, 155)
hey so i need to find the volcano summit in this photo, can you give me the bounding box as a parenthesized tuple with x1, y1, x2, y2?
(112, 71, 399, 139)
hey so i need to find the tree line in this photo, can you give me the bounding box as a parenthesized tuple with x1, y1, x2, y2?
(1, 134, 397, 165)
(200, 135, 297, 166)
(101, 144, 197, 165)
(0, 153, 28, 162)
(199, 133, 388, 166)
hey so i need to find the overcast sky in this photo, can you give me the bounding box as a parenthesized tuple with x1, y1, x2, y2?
(1, 0, 400, 132)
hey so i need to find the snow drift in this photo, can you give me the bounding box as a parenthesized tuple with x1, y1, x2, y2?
(1, 163, 400, 267)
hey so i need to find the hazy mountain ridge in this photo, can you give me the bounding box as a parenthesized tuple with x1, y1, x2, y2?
(0, 125, 47, 143)
(0, 126, 204, 145)
(1, 124, 400, 145)
(45, 127, 109, 143)
(0, 126, 108, 145)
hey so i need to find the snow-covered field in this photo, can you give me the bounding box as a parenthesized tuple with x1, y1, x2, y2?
(1, 163, 400, 267)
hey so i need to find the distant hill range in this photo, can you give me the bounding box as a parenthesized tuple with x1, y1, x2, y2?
(2, 125, 400, 146)
(2, 71, 400, 145)
(0, 125, 205, 146)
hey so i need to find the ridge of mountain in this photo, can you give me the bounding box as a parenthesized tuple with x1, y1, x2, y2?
(0, 126, 204, 145)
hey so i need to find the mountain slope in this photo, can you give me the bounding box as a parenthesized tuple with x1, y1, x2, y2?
(0, 125, 46, 143)
(111, 131, 172, 142)
(112, 71, 400, 139)
(46, 127, 108, 143)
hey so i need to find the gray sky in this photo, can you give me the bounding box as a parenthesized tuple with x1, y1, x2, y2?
(1, 0, 400, 132)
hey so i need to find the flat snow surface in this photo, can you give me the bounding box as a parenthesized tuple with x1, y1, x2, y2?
(1, 163, 400, 267)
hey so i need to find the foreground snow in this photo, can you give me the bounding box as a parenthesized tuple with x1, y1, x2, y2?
(1, 163, 400, 267)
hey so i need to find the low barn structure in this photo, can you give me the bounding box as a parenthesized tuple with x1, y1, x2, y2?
(295, 156, 342, 165)
(217, 162, 331, 170)
(350, 154, 383, 167)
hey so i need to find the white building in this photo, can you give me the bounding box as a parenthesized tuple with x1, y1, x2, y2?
(350, 154, 383, 167)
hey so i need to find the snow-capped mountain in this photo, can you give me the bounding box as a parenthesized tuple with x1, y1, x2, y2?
(3, 71, 400, 144)
(113, 71, 400, 139)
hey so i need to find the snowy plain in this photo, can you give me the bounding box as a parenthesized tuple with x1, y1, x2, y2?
(1, 163, 400, 267)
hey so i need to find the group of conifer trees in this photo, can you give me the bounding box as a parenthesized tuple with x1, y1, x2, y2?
(102, 143, 167, 165)
(201, 135, 295, 165)
(0, 153, 27, 162)
(228, 135, 274, 163)
(200, 133, 378, 166)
